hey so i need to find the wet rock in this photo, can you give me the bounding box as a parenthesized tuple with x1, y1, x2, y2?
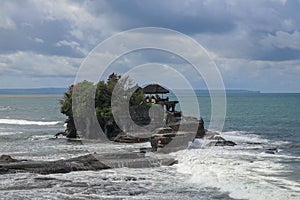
(215, 140, 237, 146)
(151, 128, 195, 153)
(34, 177, 59, 181)
(168, 118, 206, 139)
(0, 155, 18, 163)
(125, 176, 137, 181)
(54, 132, 66, 138)
(265, 147, 278, 154)
(153, 127, 173, 135)
(204, 134, 237, 147)
(114, 134, 150, 143)
(139, 147, 152, 153)
(150, 127, 174, 151)
(0, 153, 177, 175)
(196, 117, 206, 138)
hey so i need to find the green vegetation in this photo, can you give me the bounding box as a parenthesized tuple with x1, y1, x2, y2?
(60, 73, 147, 139)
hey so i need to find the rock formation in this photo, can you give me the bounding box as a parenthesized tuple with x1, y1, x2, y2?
(0, 153, 177, 175)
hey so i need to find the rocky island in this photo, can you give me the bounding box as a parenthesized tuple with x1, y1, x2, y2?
(56, 73, 211, 150)
(0, 73, 238, 176)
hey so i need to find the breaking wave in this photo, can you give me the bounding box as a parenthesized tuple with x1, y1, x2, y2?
(0, 106, 12, 111)
(0, 119, 61, 126)
(173, 131, 300, 200)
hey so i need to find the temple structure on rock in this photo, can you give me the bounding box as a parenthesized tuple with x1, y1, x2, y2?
(142, 84, 182, 122)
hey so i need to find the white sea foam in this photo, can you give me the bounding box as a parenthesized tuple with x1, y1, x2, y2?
(0, 106, 12, 111)
(31, 135, 53, 141)
(173, 131, 300, 200)
(221, 131, 269, 144)
(0, 119, 61, 126)
(0, 131, 19, 136)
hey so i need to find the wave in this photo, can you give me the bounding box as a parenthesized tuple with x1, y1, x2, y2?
(0, 106, 12, 111)
(187, 130, 268, 150)
(221, 131, 269, 144)
(0, 131, 19, 136)
(175, 148, 300, 200)
(173, 130, 300, 200)
(0, 119, 61, 126)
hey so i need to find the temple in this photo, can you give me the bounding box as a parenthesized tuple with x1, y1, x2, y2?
(142, 84, 181, 121)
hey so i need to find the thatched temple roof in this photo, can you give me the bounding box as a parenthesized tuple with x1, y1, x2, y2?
(142, 84, 169, 94)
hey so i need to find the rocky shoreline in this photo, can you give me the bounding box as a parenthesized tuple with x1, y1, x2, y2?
(0, 153, 177, 175)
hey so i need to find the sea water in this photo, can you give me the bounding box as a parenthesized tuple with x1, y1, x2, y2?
(0, 93, 299, 199)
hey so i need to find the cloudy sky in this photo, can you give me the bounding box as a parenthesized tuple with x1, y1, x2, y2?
(0, 0, 300, 92)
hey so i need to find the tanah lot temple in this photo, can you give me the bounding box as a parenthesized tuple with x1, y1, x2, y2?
(114, 83, 207, 152)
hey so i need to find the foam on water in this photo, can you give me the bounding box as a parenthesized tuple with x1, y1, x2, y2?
(173, 131, 300, 200)
(0, 131, 22, 136)
(221, 131, 269, 144)
(0, 119, 61, 126)
(0, 167, 227, 199)
(0, 106, 12, 111)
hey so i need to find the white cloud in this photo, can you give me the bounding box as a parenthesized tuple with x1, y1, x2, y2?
(214, 56, 300, 92)
(0, 51, 81, 77)
(33, 37, 44, 43)
(56, 40, 79, 48)
(269, 0, 287, 5)
(0, 15, 16, 30)
(32, 0, 116, 41)
(282, 19, 294, 31)
(0, 1, 17, 30)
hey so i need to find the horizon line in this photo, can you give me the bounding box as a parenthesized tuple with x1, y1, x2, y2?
(0, 88, 299, 94)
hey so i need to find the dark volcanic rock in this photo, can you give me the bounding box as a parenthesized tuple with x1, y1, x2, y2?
(114, 134, 150, 143)
(0, 155, 18, 163)
(196, 118, 206, 138)
(0, 154, 109, 175)
(206, 135, 237, 147)
(0, 153, 177, 175)
(215, 140, 237, 146)
(150, 127, 196, 153)
(265, 147, 278, 154)
(168, 118, 206, 139)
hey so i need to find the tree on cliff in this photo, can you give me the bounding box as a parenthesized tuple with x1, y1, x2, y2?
(59, 73, 146, 139)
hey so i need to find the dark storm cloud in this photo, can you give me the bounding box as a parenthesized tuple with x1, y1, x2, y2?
(253, 47, 300, 61)
(105, 0, 236, 34)
(0, 0, 300, 91)
(101, 0, 300, 61)
(2, 0, 300, 61)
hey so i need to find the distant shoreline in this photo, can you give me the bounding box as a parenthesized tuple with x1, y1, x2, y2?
(0, 94, 63, 98)
(0, 88, 66, 95)
(0, 88, 299, 95)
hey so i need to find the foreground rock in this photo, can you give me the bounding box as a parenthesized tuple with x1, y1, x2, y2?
(210, 135, 237, 146)
(0, 155, 18, 163)
(0, 153, 177, 175)
(150, 127, 196, 153)
(113, 134, 150, 143)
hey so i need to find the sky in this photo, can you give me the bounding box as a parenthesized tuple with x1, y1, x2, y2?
(0, 0, 300, 92)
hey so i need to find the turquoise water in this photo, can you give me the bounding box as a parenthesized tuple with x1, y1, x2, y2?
(0, 93, 299, 199)
(172, 93, 300, 151)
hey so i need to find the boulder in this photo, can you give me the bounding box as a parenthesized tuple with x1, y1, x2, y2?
(214, 140, 237, 146)
(0, 155, 18, 163)
(150, 130, 196, 153)
(195, 118, 206, 138)
(152, 127, 173, 135)
(168, 118, 206, 139)
(114, 134, 150, 143)
(150, 127, 174, 151)
(265, 147, 278, 154)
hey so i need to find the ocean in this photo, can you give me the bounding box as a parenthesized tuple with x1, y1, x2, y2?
(0, 92, 299, 199)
